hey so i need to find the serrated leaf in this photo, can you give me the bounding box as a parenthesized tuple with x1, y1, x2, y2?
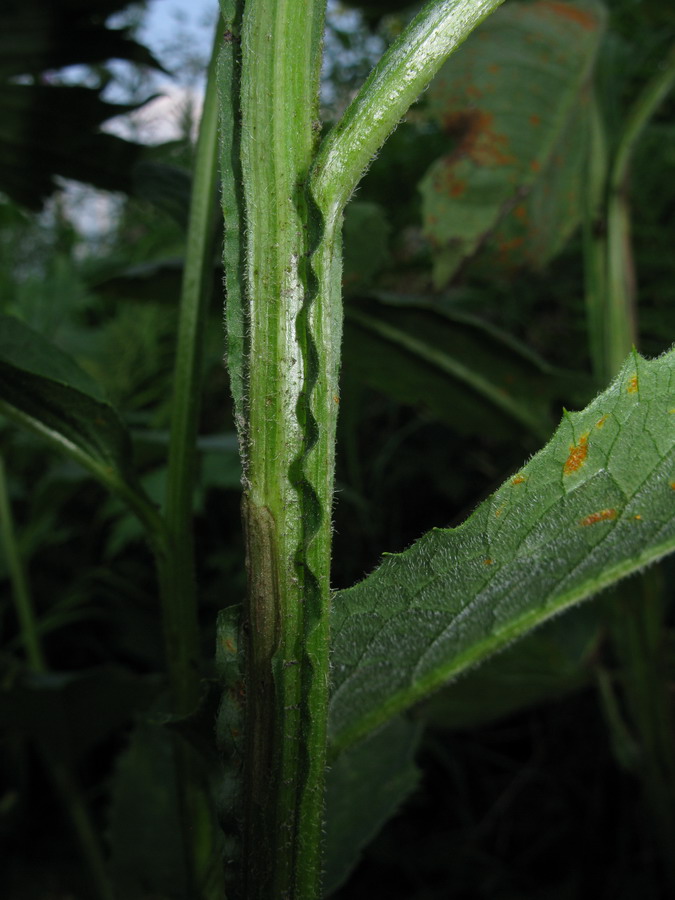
(329, 349, 675, 754)
(324, 717, 421, 896)
(344, 295, 590, 440)
(0, 315, 154, 522)
(419, 0, 605, 286)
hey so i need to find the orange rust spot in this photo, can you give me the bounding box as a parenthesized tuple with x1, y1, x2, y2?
(224, 638, 236, 654)
(530, 159, 541, 173)
(333, 395, 340, 404)
(580, 508, 617, 527)
(483, 557, 493, 565)
(564, 433, 589, 476)
(670, 482, 675, 491)
(488, 63, 500, 74)
(634, 515, 642, 520)
(497, 236, 524, 260)
(514, 204, 528, 222)
(627, 375, 638, 393)
(595, 415, 608, 429)
(450, 179, 466, 197)
(494, 503, 506, 518)
(512, 474, 526, 485)
(540, 1, 597, 29)
(529, 114, 541, 126)
(441, 109, 515, 168)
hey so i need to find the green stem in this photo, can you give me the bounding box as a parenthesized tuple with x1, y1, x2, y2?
(602, 42, 675, 379)
(224, 1, 509, 895)
(235, 1, 327, 895)
(311, 0, 506, 226)
(582, 91, 608, 382)
(163, 28, 223, 716)
(0, 453, 46, 671)
(0, 453, 114, 900)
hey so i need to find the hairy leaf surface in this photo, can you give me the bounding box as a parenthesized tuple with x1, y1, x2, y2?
(329, 349, 675, 753)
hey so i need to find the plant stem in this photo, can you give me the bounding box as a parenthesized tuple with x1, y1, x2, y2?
(0, 453, 46, 671)
(234, 1, 328, 895)
(163, 28, 223, 716)
(222, 3, 508, 895)
(593, 42, 675, 381)
(0, 453, 114, 900)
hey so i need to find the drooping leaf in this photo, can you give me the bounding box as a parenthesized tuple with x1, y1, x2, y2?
(0, 315, 155, 526)
(324, 717, 421, 896)
(419, 0, 605, 286)
(329, 349, 675, 754)
(344, 295, 590, 441)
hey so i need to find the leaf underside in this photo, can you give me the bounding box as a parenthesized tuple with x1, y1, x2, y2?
(329, 348, 675, 754)
(420, 0, 605, 285)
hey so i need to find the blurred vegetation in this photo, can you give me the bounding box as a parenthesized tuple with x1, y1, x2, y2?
(0, 0, 674, 898)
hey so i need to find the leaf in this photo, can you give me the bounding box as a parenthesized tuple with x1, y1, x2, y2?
(342, 202, 391, 294)
(0, 666, 159, 765)
(324, 717, 421, 896)
(419, 0, 606, 286)
(329, 349, 675, 754)
(418, 603, 600, 731)
(109, 722, 189, 900)
(0, 315, 157, 530)
(344, 295, 589, 441)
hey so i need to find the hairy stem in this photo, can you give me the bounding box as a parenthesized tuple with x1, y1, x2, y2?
(233, 1, 328, 897)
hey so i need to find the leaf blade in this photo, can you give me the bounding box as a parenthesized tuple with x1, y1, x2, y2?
(329, 349, 675, 754)
(0, 315, 162, 539)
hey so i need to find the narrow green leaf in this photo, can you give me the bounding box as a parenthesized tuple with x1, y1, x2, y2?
(419, 0, 605, 285)
(324, 717, 421, 896)
(329, 349, 675, 754)
(344, 296, 585, 440)
(0, 315, 164, 541)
